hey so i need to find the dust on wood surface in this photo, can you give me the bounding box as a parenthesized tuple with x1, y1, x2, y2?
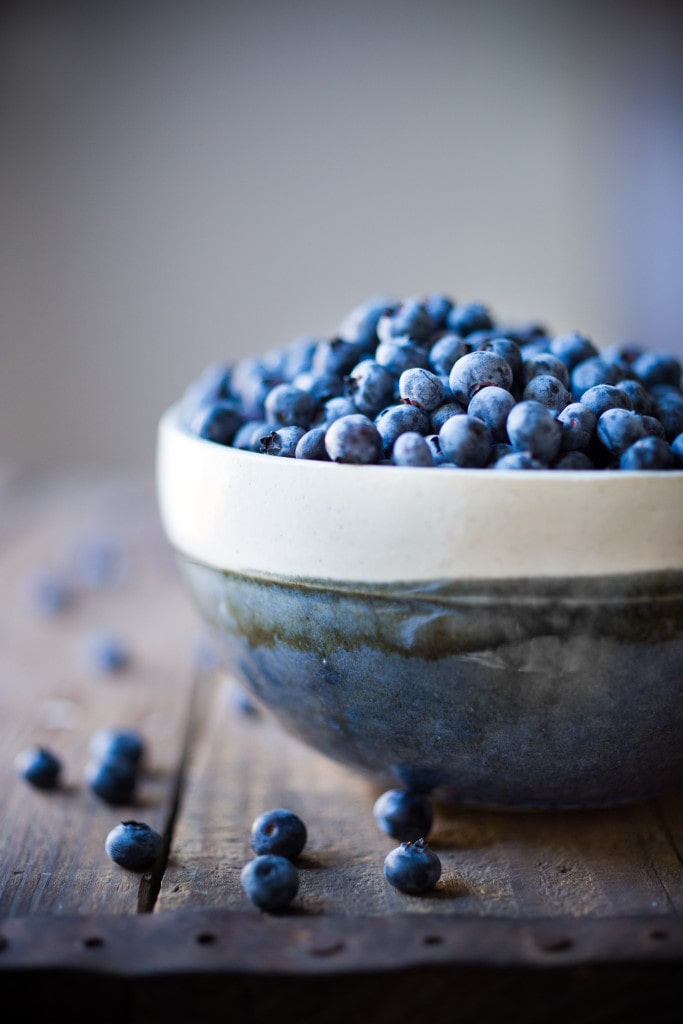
(1, 470, 682, 932)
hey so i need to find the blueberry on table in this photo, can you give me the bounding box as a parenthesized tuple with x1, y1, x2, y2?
(105, 820, 162, 871)
(383, 838, 442, 894)
(241, 854, 299, 911)
(373, 788, 433, 842)
(23, 568, 73, 616)
(86, 755, 138, 805)
(250, 808, 307, 859)
(89, 726, 146, 767)
(82, 630, 130, 673)
(15, 745, 62, 790)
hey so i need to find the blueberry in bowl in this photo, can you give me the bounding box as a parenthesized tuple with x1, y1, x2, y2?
(156, 292, 683, 809)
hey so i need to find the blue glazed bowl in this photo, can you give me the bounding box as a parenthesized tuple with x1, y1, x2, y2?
(157, 405, 683, 809)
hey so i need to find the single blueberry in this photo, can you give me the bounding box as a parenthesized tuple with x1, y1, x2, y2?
(259, 426, 307, 457)
(86, 755, 138, 805)
(448, 350, 513, 407)
(428, 333, 468, 377)
(597, 408, 647, 457)
(570, 356, 624, 396)
(291, 370, 345, 406)
(556, 402, 598, 452)
(82, 630, 130, 673)
(468, 385, 516, 444)
(446, 301, 493, 336)
(337, 295, 398, 350)
(553, 450, 596, 470)
(375, 339, 431, 375)
(324, 414, 383, 464)
(90, 727, 145, 768)
(471, 336, 524, 387)
(548, 332, 599, 371)
(438, 413, 492, 468)
(522, 374, 572, 413)
(71, 532, 128, 588)
(377, 299, 434, 346)
(373, 789, 433, 842)
(619, 436, 676, 470)
(318, 395, 358, 426)
(311, 336, 368, 377)
(632, 351, 682, 390)
(15, 745, 62, 790)
(250, 808, 307, 859)
(522, 352, 571, 390)
(295, 426, 331, 461)
(23, 568, 74, 616)
(233, 419, 273, 452)
(105, 820, 162, 871)
(430, 400, 468, 432)
(579, 384, 633, 418)
(424, 293, 455, 329)
(492, 451, 545, 470)
(398, 367, 446, 412)
(506, 400, 562, 463)
(615, 379, 652, 416)
(240, 854, 299, 911)
(383, 838, 442, 894)
(263, 383, 316, 429)
(391, 431, 434, 467)
(345, 359, 396, 417)
(375, 403, 430, 457)
(189, 399, 244, 446)
(651, 390, 683, 441)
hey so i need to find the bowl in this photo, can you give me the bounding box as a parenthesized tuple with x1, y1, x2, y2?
(157, 403, 683, 809)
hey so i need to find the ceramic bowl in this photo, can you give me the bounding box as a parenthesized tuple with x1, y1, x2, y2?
(157, 404, 683, 809)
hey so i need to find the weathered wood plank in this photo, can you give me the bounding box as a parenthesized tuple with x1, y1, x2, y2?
(0, 473, 200, 915)
(159, 663, 683, 920)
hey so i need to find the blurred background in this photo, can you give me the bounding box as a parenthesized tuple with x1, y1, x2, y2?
(1, 0, 682, 472)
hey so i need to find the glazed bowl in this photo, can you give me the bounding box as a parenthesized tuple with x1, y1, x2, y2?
(157, 404, 683, 809)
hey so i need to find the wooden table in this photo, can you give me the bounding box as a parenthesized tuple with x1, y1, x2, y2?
(1, 469, 682, 1022)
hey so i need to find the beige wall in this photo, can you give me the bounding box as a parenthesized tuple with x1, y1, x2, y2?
(2, 0, 682, 471)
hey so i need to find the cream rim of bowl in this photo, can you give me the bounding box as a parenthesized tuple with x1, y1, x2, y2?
(157, 404, 683, 583)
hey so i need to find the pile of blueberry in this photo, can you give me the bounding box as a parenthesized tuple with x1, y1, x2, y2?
(180, 294, 683, 470)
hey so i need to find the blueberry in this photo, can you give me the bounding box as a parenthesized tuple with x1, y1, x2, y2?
(375, 403, 430, 457)
(428, 333, 468, 377)
(570, 356, 625, 396)
(651, 390, 683, 441)
(72, 532, 128, 588)
(672, 432, 683, 467)
(324, 414, 383, 464)
(522, 374, 572, 413)
(448, 350, 513, 407)
(292, 370, 345, 406)
(230, 358, 281, 419)
(189, 399, 244, 446)
(90, 727, 145, 767)
(492, 451, 545, 470)
(467, 385, 516, 443)
(615, 378, 652, 416)
(295, 426, 331, 461)
(86, 755, 138, 805)
(233, 419, 272, 452)
(375, 339, 430, 375)
(391, 431, 434, 467)
(553, 450, 596, 470)
(82, 630, 130, 673)
(312, 336, 368, 377)
(522, 352, 571, 391)
(429, 400, 468, 432)
(619, 436, 676, 470)
(424, 293, 455, 329)
(597, 408, 647, 457)
(377, 299, 434, 346)
(438, 413, 492, 467)
(632, 351, 682, 390)
(105, 820, 162, 871)
(259, 426, 306, 457)
(398, 367, 446, 412)
(15, 745, 62, 790)
(345, 359, 396, 417)
(263, 383, 316, 429)
(250, 808, 307, 859)
(579, 384, 633, 418)
(446, 301, 493, 336)
(337, 295, 398, 350)
(506, 400, 562, 463)
(471, 336, 524, 387)
(548, 332, 599, 371)
(556, 402, 598, 452)
(373, 788, 433, 841)
(642, 415, 667, 439)
(240, 854, 299, 911)
(318, 395, 358, 426)
(23, 568, 73, 616)
(383, 838, 442, 894)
